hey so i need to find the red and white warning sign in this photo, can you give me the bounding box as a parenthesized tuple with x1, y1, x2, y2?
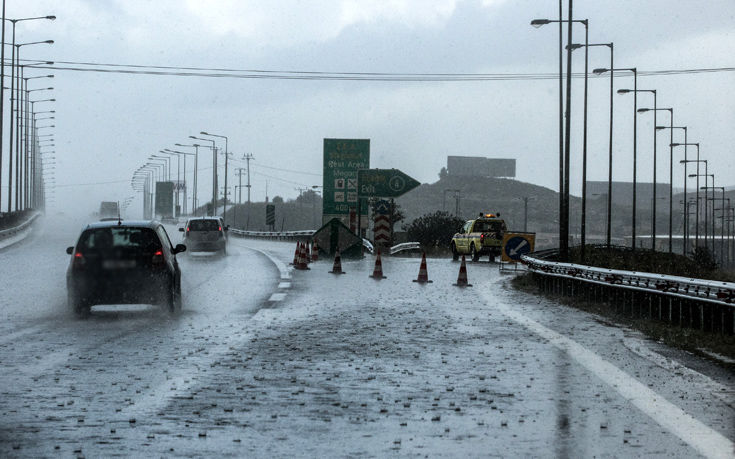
(373, 215, 391, 243)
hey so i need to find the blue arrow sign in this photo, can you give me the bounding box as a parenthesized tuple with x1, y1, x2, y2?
(504, 236, 532, 261)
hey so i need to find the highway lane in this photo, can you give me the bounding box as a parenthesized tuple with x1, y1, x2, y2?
(0, 219, 282, 456)
(0, 223, 733, 457)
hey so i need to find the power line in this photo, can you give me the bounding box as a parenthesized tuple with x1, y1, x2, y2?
(22, 59, 735, 81)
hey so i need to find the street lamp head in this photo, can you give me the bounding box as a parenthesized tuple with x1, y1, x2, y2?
(617, 89, 632, 94)
(46, 16, 56, 20)
(200, 131, 209, 135)
(593, 68, 609, 75)
(566, 43, 584, 50)
(637, 108, 650, 113)
(44, 40, 54, 44)
(530, 19, 551, 28)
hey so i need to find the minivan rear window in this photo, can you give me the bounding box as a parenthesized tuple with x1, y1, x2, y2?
(189, 220, 220, 231)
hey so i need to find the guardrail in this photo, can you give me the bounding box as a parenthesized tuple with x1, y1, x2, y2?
(229, 228, 315, 240)
(228, 228, 422, 257)
(390, 242, 421, 255)
(521, 249, 735, 335)
(0, 211, 41, 244)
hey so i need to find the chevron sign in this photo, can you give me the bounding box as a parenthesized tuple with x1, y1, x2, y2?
(374, 215, 391, 243)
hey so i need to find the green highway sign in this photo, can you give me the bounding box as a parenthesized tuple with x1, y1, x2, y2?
(323, 139, 370, 226)
(357, 169, 420, 198)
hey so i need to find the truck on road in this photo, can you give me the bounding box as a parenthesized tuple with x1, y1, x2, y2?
(451, 213, 507, 262)
(99, 201, 119, 219)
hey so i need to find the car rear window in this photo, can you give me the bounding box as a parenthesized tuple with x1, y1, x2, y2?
(189, 220, 220, 231)
(78, 227, 161, 251)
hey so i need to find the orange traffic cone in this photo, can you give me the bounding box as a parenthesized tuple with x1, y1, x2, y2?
(329, 250, 345, 274)
(295, 242, 310, 270)
(291, 242, 300, 266)
(370, 249, 387, 279)
(311, 241, 319, 261)
(453, 255, 473, 287)
(304, 242, 311, 263)
(412, 252, 433, 283)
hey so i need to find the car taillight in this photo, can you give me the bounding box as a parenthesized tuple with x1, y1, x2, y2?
(218, 226, 222, 232)
(152, 250, 164, 267)
(186, 227, 190, 233)
(73, 252, 85, 269)
(480, 233, 485, 241)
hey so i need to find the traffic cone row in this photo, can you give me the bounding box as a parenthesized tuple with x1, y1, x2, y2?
(369, 249, 387, 279)
(291, 242, 470, 286)
(294, 242, 310, 270)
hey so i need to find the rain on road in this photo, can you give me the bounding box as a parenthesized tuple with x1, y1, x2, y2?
(0, 219, 733, 457)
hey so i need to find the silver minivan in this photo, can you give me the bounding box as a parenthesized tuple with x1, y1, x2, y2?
(179, 217, 228, 255)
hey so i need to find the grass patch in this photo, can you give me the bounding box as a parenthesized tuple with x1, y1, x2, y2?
(563, 245, 735, 282)
(511, 273, 735, 366)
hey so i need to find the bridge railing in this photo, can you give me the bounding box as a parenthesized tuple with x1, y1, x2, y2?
(521, 249, 735, 335)
(0, 211, 41, 242)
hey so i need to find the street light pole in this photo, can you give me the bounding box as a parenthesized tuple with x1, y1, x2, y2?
(639, 104, 673, 251)
(663, 128, 688, 253)
(675, 142, 701, 248)
(595, 67, 637, 249)
(201, 132, 229, 223)
(566, 18, 589, 261)
(531, 13, 587, 261)
(189, 135, 216, 215)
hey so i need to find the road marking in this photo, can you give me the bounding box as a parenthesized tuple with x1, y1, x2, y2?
(268, 293, 287, 302)
(232, 241, 292, 280)
(481, 287, 735, 459)
(0, 324, 46, 347)
(278, 282, 291, 289)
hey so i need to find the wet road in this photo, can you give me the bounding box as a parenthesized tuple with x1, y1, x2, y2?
(1, 219, 734, 457)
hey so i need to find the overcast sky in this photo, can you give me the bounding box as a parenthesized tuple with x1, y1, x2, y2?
(6, 0, 734, 217)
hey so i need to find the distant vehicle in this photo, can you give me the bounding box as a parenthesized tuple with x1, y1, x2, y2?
(451, 213, 507, 262)
(99, 201, 119, 219)
(66, 220, 186, 316)
(179, 217, 228, 255)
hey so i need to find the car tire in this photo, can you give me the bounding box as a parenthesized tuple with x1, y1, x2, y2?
(451, 243, 459, 261)
(164, 279, 181, 313)
(68, 290, 89, 318)
(470, 243, 480, 262)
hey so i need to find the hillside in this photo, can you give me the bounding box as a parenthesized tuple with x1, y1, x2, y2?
(395, 175, 570, 234)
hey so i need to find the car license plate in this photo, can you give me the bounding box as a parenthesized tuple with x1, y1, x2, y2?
(102, 259, 136, 269)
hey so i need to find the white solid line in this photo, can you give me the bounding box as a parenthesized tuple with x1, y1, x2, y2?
(278, 282, 291, 289)
(481, 288, 735, 459)
(268, 293, 287, 302)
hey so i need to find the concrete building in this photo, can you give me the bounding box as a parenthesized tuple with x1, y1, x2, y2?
(447, 156, 516, 178)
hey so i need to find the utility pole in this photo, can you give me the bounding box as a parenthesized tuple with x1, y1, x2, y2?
(236, 168, 245, 205)
(234, 168, 245, 229)
(243, 153, 254, 230)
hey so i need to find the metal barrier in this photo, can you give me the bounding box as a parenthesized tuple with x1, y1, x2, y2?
(228, 228, 314, 241)
(521, 250, 735, 335)
(0, 211, 40, 243)
(390, 242, 421, 255)
(228, 228, 420, 257)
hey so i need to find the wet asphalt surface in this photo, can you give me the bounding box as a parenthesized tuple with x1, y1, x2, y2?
(0, 220, 733, 457)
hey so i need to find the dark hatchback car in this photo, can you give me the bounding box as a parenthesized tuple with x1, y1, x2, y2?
(179, 217, 228, 255)
(66, 220, 186, 315)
